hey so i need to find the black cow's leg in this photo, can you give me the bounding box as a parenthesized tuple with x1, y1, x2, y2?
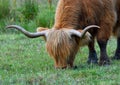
(87, 38, 98, 64)
(113, 37, 120, 60)
(97, 40, 110, 65)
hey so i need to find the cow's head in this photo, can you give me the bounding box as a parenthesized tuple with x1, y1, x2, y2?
(6, 25, 100, 68)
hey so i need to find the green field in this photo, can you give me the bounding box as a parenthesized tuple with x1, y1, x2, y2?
(0, 0, 120, 85)
(0, 33, 120, 85)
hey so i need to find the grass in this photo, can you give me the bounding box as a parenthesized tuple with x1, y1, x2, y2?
(0, 0, 120, 85)
(0, 33, 120, 85)
(0, 0, 10, 19)
(0, 0, 56, 32)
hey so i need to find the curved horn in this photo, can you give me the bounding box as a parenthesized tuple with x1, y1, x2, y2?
(67, 29, 82, 37)
(6, 25, 48, 38)
(80, 25, 100, 38)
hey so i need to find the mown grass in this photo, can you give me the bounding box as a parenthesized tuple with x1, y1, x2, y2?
(0, 33, 120, 85)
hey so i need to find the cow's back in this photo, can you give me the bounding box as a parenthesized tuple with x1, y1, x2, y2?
(54, 0, 104, 29)
(54, 0, 117, 30)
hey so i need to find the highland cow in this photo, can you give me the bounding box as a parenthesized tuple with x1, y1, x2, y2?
(7, 0, 120, 69)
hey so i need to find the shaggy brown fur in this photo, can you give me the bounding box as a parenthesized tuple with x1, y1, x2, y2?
(45, 29, 90, 68)
(54, 0, 117, 34)
(36, 0, 120, 68)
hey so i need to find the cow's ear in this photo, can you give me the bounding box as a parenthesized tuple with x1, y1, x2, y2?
(77, 29, 92, 46)
(77, 25, 100, 38)
(37, 27, 49, 32)
(77, 29, 91, 39)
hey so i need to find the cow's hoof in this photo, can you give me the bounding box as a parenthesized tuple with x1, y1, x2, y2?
(87, 51, 98, 64)
(72, 65, 78, 69)
(66, 65, 78, 69)
(112, 56, 120, 60)
(99, 60, 110, 66)
(87, 58, 98, 64)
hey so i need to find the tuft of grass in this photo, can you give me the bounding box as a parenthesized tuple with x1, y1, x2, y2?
(0, 33, 120, 85)
(20, 0, 39, 20)
(35, 5, 55, 28)
(0, 0, 10, 19)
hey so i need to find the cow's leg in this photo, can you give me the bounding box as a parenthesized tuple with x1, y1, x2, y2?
(87, 37, 98, 64)
(113, 37, 120, 60)
(96, 24, 111, 65)
(97, 10, 116, 65)
(97, 40, 110, 65)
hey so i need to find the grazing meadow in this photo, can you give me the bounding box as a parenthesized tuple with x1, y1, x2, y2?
(0, 0, 120, 85)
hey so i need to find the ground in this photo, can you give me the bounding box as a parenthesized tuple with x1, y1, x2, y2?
(0, 33, 120, 85)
